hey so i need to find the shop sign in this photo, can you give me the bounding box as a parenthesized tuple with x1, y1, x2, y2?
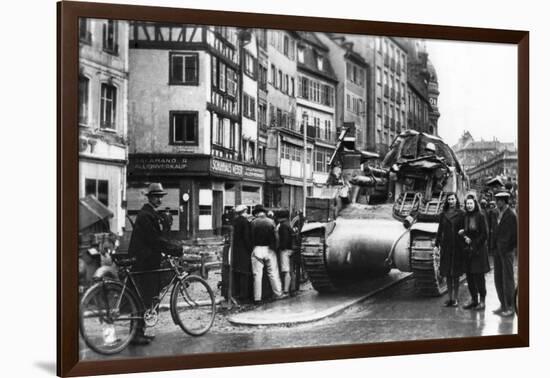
(131, 156, 189, 170)
(210, 158, 265, 181)
(243, 166, 266, 180)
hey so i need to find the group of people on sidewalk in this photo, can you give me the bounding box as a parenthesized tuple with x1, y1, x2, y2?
(230, 205, 297, 305)
(435, 190, 517, 317)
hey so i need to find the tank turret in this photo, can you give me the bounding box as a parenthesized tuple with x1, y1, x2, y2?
(301, 128, 469, 295)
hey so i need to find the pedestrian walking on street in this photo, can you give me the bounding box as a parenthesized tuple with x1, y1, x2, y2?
(460, 195, 491, 311)
(231, 204, 253, 302)
(127, 183, 181, 345)
(250, 206, 283, 305)
(435, 192, 465, 307)
(277, 209, 295, 295)
(492, 191, 517, 317)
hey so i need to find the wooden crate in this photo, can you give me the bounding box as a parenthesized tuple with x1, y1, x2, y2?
(306, 197, 334, 223)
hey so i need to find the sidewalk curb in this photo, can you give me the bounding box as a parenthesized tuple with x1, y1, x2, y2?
(227, 272, 412, 326)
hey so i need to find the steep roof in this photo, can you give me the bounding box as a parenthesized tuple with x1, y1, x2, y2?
(296, 32, 338, 83)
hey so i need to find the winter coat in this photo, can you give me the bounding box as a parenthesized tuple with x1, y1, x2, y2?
(463, 211, 491, 274)
(493, 207, 518, 255)
(128, 203, 172, 271)
(232, 215, 252, 273)
(277, 220, 294, 251)
(435, 208, 465, 277)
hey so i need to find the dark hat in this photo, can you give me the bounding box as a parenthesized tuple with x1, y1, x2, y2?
(252, 205, 266, 216)
(145, 183, 167, 196)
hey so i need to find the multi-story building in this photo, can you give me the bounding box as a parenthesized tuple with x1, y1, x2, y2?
(264, 30, 306, 212)
(317, 33, 368, 152)
(78, 18, 130, 235)
(467, 150, 518, 188)
(126, 23, 271, 239)
(398, 38, 439, 135)
(453, 130, 516, 173)
(295, 32, 338, 198)
(335, 34, 408, 158)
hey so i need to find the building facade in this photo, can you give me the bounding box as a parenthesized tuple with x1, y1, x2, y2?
(294, 32, 338, 198)
(127, 23, 271, 239)
(453, 130, 516, 174)
(467, 150, 518, 188)
(264, 30, 307, 212)
(78, 18, 130, 235)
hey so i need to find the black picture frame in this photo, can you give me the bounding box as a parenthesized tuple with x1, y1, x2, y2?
(58, 1, 529, 376)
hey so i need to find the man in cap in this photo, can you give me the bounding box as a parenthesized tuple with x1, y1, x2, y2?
(231, 204, 252, 301)
(250, 206, 283, 304)
(492, 191, 517, 317)
(424, 142, 437, 156)
(128, 183, 180, 345)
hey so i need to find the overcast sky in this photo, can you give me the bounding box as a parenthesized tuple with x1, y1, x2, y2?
(425, 39, 517, 146)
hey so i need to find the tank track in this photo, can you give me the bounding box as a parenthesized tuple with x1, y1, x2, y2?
(301, 235, 337, 293)
(410, 234, 447, 296)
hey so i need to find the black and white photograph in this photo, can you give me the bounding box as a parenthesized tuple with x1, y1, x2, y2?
(76, 15, 521, 362)
(14, 0, 550, 377)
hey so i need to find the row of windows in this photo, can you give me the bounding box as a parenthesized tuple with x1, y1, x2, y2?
(79, 18, 119, 55)
(346, 61, 365, 87)
(346, 93, 365, 116)
(269, 31, 296, 61)
(212, 115, 236, 150)
(243, 93, 256, 121)
(297, 75, 335, 107)
(270, 64, 295, 96)
(315, 148, 332, 173)
(211, 56, 238, 97)
(280, 143, 311, 163)
(269, 105, 296, 130)
(377, 99, 406, 123)
(78, 76, 118, 129)
(375, 37, 407, 70)
(376, 68, 406, 94)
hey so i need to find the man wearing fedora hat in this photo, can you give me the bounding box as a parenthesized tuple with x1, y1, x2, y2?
(128, 183, 179, 345)
(492, 191, 517, 317)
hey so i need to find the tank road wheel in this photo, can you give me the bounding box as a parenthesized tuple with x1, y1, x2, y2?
(410, 236, 447, 296)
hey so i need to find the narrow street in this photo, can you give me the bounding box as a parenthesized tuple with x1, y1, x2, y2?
(80, 262, 516, 361)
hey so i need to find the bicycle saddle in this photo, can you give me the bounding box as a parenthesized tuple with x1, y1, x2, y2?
(113, 256, 136, 267)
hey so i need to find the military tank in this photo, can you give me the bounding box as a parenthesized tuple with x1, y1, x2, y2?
(301, 128, 469, 296)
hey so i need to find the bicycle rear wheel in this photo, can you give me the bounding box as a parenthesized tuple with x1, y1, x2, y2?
(170, 275, 216, 336)
(79, 280, 139, 355)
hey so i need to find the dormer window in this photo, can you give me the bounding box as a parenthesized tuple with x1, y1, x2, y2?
(298, 47, 305, 63)
(316, 56, 324, 71)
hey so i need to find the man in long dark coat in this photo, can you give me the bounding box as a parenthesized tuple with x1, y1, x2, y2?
(231, 205, 252, 301)
(128, 183, 178, 345)
(492, 191, 517, 317)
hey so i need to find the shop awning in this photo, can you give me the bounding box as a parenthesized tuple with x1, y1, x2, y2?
(79, 195, 113, 231)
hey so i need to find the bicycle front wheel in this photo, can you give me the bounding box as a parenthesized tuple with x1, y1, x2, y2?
(79, 280, 139, 355)
(170, 275, 216, 336)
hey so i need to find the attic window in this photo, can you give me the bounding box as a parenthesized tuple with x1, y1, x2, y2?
(316, 56, 324, 71)
(298, 47, 305, 63)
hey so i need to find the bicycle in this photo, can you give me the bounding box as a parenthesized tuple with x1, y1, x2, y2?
(79, 252, 216, 355)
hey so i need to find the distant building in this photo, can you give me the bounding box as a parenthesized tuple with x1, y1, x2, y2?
(467, 150, 518, 189)
(78, 18, 130, 235)
(453, 131, 515, 173)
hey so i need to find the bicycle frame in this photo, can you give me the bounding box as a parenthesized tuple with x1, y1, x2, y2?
(112, 255, 189, 315)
